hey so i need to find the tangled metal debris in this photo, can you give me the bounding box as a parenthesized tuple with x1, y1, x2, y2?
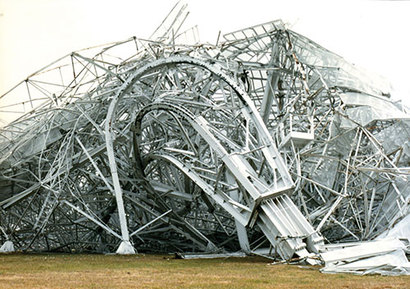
(0, 3, 409, 275)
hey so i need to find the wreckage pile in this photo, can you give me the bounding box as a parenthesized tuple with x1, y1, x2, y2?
(0, 3, 409, 275)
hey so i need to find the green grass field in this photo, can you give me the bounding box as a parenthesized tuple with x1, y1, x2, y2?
(0, 254, 408, 288)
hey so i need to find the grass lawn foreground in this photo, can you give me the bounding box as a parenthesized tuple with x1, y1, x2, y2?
(0, 254, 408, 288)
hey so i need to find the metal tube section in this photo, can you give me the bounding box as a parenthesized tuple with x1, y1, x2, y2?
(130, 209, 172, 237)
(61, 200, 122, 240)
(104, 119, 135, 254)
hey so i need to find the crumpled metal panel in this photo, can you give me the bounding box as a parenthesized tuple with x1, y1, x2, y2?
(321, 238, 410, 275)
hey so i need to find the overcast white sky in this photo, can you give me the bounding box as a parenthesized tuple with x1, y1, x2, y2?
(1, 0, 409, 106)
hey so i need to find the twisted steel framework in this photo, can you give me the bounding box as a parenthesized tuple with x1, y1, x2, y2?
(0, 4, 409, 270)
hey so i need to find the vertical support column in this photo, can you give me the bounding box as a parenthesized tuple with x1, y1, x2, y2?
(260, 43, 280, 125)
(105, 114, 135, 255)
(226, 172, 250, 253)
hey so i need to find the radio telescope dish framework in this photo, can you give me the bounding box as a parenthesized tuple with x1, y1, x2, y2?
(0, 3, 409, 275)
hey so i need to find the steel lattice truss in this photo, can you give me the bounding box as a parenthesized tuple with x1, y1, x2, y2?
(0, 4, 409, 270)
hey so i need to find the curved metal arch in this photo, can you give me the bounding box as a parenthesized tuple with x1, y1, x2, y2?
(131, 100, 324, 260)
(104, 56, 294, 253)
(133, 101, 251, 224)
(107, 56, 286, 146)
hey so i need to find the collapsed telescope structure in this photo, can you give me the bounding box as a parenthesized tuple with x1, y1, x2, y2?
(0, 4, 409, 274)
